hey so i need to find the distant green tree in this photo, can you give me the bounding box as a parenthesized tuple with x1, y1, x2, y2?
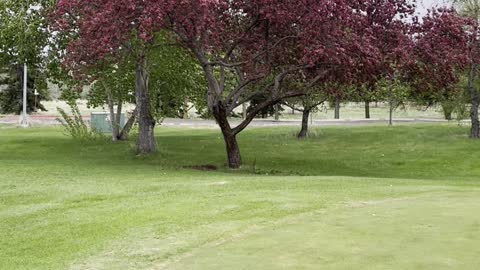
(0, 0, 53, 114)
(0, 65, 48, 114)
(283, 80, 327, 138)
(377, 77, 411, 126)
(147, 39, 206, 120)
(83, 35, 206, 141)
(88, 61, 137, 142)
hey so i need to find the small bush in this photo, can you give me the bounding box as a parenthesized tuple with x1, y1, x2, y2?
(56, 101, 103, 140)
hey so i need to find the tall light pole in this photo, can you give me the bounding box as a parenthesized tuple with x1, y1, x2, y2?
(19, 63, 29, 128)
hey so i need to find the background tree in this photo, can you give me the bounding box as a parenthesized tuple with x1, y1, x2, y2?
(0, 65, 48, 114)
(452, 1, 480, 137)
(0, 0, 53, 115)
(325, 85, 353, 120)
(377, 76, 412, 126)
(284, 89, 326, 139)
(53, 0, 176, 154)
(409, 8, 471, 127)
(87, 61, 137, 142)
(360, 0, 417, 121)
(161, 0, 416, 168)
(147, 40, 206, 120)
(83, 42, 205, 142)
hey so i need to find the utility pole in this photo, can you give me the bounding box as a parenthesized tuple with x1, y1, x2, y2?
(19, 63, 29, 128)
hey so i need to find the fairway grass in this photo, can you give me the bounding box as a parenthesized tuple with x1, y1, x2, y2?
(170, 191, 480, 270)
(1, 124, 480, 269)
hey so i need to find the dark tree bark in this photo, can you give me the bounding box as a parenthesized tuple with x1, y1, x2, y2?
(212, 104, 241, 168)
(297, 109, 310, 138)
(365, 100, 371, 119)
(196, 51, 242, 168)
(334, 98, 340, 119)
(222, 130, 241, 169)
(471, 100, 480, 138)
(119, 109, 137, 141)
(274, 104, 280, 121)
(444, 111, 453, 121)
(191, 45, 324, 169)
(468, 63, 480, 138)
(441, 103, 453, 121)
(135, 56, 156, 154)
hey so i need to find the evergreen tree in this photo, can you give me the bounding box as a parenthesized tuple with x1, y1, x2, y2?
(0, 66, 48, 114)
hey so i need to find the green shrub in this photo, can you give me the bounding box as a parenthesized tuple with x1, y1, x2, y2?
(56, 101, 102, 140)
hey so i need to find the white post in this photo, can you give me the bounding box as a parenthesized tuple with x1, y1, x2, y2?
(19, 63, 29, 128)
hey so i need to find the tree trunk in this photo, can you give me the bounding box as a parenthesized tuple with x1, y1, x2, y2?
(441, 103, 453, 121)
(389, 101, 394, 126)
(223, 130, 241, 169)
(196, 49, 242, 168)
(213, 104, 241, 169)
(183, 97, 189, 119)
(135, 56, 156, 154)
(334, 98, 340, 119)
(119, 109, 137, 141)
(105, 83, 119, 142)
(468, 63, 480, 139)
(242, 103, 247, 119)
(471, 100, 480, 138)
(365, 100, 371, 119)
(274, 104, 280, 121)
(444, 110, 453, 121)
(115, 101, 123, 135)
(298, 109, 310, 138)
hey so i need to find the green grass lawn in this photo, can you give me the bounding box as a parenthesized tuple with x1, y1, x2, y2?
(1, 124, 479, 269)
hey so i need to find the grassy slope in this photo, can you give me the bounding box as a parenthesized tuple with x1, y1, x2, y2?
(0, 124, 479, 269)
(160, 124, 480, 179)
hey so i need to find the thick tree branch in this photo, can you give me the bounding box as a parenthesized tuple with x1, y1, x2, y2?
(223, 16, 261, 59)
(232, 90, 304, 135)
(282, 99, 325, 113)
(231, 69, 329, 135)
(206, 35, 298, 68)
(226, 75, 265, 112)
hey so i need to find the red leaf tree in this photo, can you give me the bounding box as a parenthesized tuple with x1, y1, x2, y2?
(408, 9, 471, 126)
(162, 0, 418, 168)
(54, 0, 459, 168)
(357, 0, 416, 117)
(52, 0, 175, 153)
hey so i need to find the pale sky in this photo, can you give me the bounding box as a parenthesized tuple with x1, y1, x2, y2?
(417, 0, 453, 16)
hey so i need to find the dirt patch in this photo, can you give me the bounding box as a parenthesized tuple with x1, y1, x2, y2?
(185, 165, 218, 171)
